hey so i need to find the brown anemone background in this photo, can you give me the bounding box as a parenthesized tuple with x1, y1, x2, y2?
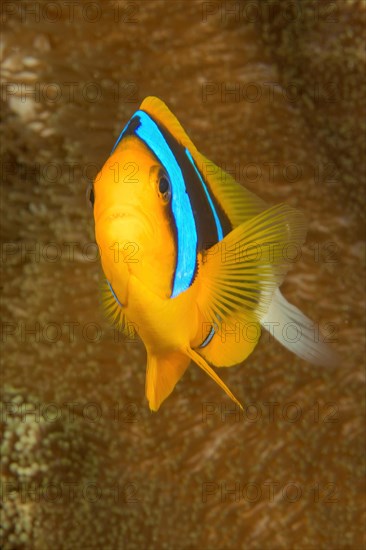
(1, 1, 365, 548)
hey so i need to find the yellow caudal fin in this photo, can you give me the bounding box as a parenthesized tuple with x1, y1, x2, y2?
(186, 347, 243, 409)
(145, 350, 190, 411)
(194, 203, 308, 329)
(195, 314, 261, 367)
(261, 289, 340, 367)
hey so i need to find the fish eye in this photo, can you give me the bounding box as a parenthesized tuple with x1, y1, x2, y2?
(157, 173, 171, 203)
(86, 183, 95, 209)
(159, 176, 169, 194)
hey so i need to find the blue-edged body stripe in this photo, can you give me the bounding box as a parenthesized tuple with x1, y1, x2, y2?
(185, 148, 223, 242)
(115, 110, 198, 298)
(153, 124, 230, 255)
(111, 107, 233, 298)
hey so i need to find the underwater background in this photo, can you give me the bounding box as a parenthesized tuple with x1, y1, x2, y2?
(1, 0, 365, 548)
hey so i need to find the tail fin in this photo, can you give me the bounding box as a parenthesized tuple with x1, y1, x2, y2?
(260, 289, 339, 366)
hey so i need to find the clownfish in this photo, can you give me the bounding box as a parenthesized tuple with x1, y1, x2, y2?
(89, 96, 337, 411)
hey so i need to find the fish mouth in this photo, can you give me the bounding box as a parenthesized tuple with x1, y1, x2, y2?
(96, 207, 155, 275)
(106, 211, 135, 222)
(100, 208, 154, 240)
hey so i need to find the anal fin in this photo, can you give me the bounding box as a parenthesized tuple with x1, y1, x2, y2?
(146, 351, 190, 411)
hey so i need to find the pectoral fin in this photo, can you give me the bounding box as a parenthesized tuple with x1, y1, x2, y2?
(195, 203, 308, 328)
(100, 277, 136, 339)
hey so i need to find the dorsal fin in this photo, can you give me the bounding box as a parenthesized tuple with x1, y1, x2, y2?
(193, 153, 267, 228)
(140, 97, 267, 228)
(139, 96, 197, 152)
